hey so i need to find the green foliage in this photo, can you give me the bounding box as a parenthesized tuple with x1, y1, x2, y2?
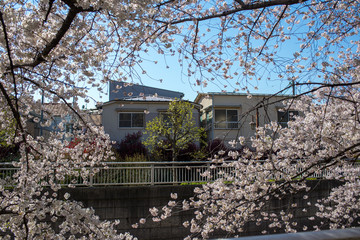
(144, 100, 206, 161)
(120, 153, 148, 162)
(93, 153, 149, 185)
(0, 108, 16, 147)
(180, 182, 208, 185)
(0, 108, 18, 162)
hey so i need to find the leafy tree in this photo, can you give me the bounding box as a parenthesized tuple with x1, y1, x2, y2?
(144, 100, 205, 162)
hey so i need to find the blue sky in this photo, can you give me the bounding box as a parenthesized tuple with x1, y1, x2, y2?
(83, 58, 289, 109)
(83, 45, 295, 109)
(80, 3, 359, 109)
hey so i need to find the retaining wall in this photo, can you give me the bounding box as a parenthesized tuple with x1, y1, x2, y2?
(61, 180, 348, 240)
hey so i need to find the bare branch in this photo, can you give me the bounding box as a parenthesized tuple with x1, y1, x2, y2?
(156, 0, 308, 25)
(258, 5, 288, 56)
(43, 0, 55, 24)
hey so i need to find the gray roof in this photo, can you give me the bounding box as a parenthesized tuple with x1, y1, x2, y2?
(194, 92, 293, 103)
(109, 81, 184, 101)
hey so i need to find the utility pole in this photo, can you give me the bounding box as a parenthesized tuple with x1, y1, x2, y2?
(40, 88, 44, 136)
(292, 79, 296, 96)
(256, 108, 259, 139)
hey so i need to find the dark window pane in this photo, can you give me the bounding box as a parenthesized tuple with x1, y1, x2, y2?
(227, 110, 238, 122)
(215, 122, 227, 129)
(289, 110, 299, 121)
(119, 113, 132, 127)
(119, 113, 131, 121)
(278, 110, 298, 127)
(132, 113, 144, 127)
(228, 122, 238, 128)
(215, 110, 226, 122)
(161, 113, 172, 127)
(277, 110, 289, 123)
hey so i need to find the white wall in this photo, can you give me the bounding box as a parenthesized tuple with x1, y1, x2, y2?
(102, 100, 200, 143)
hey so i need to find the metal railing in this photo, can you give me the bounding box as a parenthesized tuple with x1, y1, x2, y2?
(0, 161, 234, 186)
(0, 161, 359, 187)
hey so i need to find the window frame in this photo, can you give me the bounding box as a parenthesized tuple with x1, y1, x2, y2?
(214, 109, 239, 129)
(118, 112, 145, 128)
(277, 110, 299, 127)
(159, 112, 173, 127)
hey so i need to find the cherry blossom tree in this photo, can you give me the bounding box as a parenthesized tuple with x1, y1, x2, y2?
(127, 0, 359, 239)
(0, 0, 359, 239)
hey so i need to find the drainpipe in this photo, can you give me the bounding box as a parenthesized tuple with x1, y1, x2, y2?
(40, 87, 44, 137)
(256, 108, 259, 139)
(211, 93, 215, 141)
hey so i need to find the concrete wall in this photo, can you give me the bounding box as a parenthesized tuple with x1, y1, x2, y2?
(61, 180, 352, 240)
(62, 185, 196, 240)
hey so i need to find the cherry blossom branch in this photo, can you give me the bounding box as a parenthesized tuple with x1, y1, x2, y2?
(0, 10, 29, 168)
(21, 76, 88, 128)
(12, 0, 99, 70)
(43, 0, 55, 24)
(258, 5, 288, 56)
(156, 0, 308, 25)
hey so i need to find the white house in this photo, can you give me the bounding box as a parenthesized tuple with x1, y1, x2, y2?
(101, 82, 200, 143)
(194, 92, 297, 147)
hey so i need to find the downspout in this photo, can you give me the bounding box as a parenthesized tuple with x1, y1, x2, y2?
(211, 93, 215, 141)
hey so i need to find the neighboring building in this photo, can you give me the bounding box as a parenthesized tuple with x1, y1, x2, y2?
(85, 108, 102, 127)
(194, 92, 297, 147)
(109, 81, 184, 101)
(101, 82, 200, 143)
(28, 103, 74, 139)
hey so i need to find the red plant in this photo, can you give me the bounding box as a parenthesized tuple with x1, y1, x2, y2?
(113, 131, 147, 158)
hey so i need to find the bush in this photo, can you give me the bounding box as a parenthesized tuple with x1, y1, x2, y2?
(178, 143, 205, 161)
(206, 139, 249, 160)
(112, 132, 148, 161)
(207, 139, 228, 157)
(0, 144, 20, 162)
(150, 141, 205, 162)
(121, 153, 148, 162)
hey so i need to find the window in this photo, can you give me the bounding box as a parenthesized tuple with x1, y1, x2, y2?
(65, 123, 73, 133)
(215, 109, 238, 129)
(277, 110, 299, 127)
(119, 113, 144, 128)
(160, 112, 172, 127)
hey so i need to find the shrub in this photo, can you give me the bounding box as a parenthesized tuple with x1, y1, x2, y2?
(150, 141, 205, 162)
(121, 153, 148, 162)
(112, 132, 147, 160)
(178, 143, 206, 161)
(0, 144, 20, 162)
(207, 139, 228, 157)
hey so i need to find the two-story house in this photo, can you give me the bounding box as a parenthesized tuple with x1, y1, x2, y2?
(195, 92, 297, 147)
(101, 81, 201, 143)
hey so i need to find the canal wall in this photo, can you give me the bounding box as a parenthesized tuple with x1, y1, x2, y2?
(61, 180, 348, 240)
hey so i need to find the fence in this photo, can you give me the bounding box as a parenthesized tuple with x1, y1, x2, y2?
(0, 161, 234, 186)
(0, 161, 358, 186)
